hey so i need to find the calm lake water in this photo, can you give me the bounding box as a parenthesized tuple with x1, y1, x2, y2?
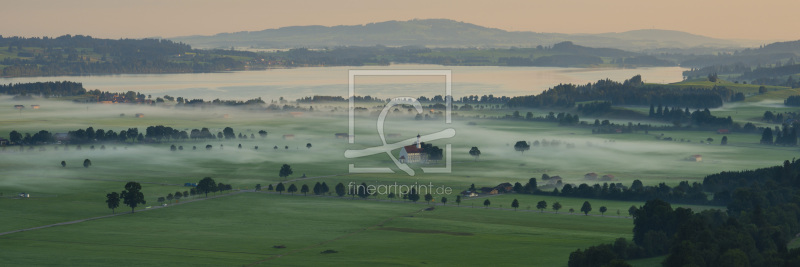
(0, 65, 686, 101)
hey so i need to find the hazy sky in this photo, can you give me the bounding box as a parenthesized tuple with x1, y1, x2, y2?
(2, 0, 797, 41)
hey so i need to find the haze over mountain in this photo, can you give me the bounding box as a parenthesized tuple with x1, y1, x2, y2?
(171, 19, 751, 52)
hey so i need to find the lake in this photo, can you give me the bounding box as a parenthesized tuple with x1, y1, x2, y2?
(0, 65, 686, 101)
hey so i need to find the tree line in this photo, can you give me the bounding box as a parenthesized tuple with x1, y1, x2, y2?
(5, 125, 267, 146)
(0, 81, 85, 96)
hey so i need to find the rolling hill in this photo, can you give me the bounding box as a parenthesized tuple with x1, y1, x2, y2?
(170, 19, 746, 51)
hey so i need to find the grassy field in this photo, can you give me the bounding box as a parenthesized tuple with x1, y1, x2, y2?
(0, 193, 632, 266)
(2, 93, 800, 266)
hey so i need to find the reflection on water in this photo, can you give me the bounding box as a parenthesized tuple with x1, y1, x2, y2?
(0, 65, 686, 101)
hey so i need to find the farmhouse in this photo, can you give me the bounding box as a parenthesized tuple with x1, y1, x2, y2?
(584, 172, 598, 180)
(495, 182, 513, 193)
(601, 175, 615, 181)
(480, 187, 499, 195)
(0, 138, 8, 146)
(398, 134, 426, 163)
(460, 191, 478, 197)
(14, 105, 24, 109)
(283, 134, 295, 140)
(688, 155, 702, 162)
(135, 113, 145, 118)
(30, 105, 40, 109)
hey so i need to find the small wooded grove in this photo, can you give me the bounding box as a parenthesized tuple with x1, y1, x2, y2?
(569, 159, 800, 266)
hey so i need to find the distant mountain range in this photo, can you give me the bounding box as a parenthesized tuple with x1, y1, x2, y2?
(170, 19, 754, 52)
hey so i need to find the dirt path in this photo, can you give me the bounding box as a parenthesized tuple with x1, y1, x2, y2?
(0, 190, 244, 237)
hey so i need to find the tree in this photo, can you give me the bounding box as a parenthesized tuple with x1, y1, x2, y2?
(424, 193, 433, 204)
(166, 193, 174, 203)
(9, 130, 22, 144)
(511, 199, 520, 211)
(720, 136, 728, 145)
(206, 144, 212, 150)
(306, 143, 312, 149)
(408, 188, 420, 203)
(335, 182, 346, 196)
(197, 177, 217, 197)
(537, 200, 547, 212)
(469, 147, 481, 160)
(276, 182, 286, 194)
(552, 202, 562, 213)
(456, 195, 462, 206)
(628, 205, 638, 216)
(83, 158, 92, 168)
(514, 141, 530, 154)
(223, 127, 236, 139)
(758, 85, 768, 94)
(120, 182, 145, 213)
(441, 197, 448, 205)
(170, 144, 177, 151)
(761, 128, 774, 144)
(267, 184, 274, 191)
(106, 192, 120, 214)
(313, 182, 321, 195)
(61, 160, 66, 167)
(279, 164, 293, 179)
(157, 197, 165, 205)
(569, 208, 575, 214)
(255, 184, 262, 191)
(301, 184, 309, 196)
(581, 201, 592, 215)
(483, 199, 491, 208)
(388, 192, 396, 201)
(258, 130, 267, 138)
(174, 191, 182, 202)
(287, 184, 298, 195)
(321, 182, 330, 195)
(356, 182, 369, 198)
(599, 206, 607, 216)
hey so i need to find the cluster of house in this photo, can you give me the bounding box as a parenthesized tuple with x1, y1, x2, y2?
(13, 104, 39, 109)
(460, 182, 515, 197)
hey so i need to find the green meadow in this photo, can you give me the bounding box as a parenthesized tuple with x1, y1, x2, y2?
(0, 193, 632, 266)
(2, 88, 800, 266)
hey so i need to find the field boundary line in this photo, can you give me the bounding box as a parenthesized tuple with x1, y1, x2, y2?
(0, 190, 243, 237)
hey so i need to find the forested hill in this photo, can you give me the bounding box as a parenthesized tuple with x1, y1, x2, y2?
(506, 75, 733, 109)
(0, 35, 676, 77)
(0, 35, 250, 77)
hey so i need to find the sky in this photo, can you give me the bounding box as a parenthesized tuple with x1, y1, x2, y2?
(2, 0, 798, 41)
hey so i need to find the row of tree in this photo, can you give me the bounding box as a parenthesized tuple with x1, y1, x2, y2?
(6, 125, 269, 145)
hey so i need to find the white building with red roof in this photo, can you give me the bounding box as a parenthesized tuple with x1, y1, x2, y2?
(399, 134, 427, 163)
